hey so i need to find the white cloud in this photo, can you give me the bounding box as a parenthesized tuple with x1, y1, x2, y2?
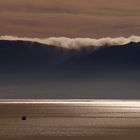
(0, 35, 140, 49)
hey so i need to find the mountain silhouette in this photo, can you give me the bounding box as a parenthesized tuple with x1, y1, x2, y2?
(0, 40, 140, 74)
(0, 40, 140, 98)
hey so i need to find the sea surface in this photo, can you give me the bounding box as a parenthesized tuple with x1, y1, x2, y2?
(0, 99, 140, 140)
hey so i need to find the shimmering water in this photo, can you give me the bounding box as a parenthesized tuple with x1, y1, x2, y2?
(0, 99, 140, 140)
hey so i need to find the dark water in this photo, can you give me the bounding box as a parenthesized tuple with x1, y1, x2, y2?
(0, 99, 140, 140)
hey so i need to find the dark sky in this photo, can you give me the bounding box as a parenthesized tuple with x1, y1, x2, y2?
(0, 0, 140, 38)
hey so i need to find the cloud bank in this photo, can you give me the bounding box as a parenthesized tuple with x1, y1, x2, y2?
(0, 35, 140, 49)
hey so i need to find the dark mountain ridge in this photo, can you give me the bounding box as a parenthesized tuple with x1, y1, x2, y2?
(0, 40, 140, 73)
(1, 40, 140, 98)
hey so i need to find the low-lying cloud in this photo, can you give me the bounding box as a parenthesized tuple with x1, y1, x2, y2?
(0, 35, 140, 49)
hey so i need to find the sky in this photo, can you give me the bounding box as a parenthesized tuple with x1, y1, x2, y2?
(0, 0, 140, 38)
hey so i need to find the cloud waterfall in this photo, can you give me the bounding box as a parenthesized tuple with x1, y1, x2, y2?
(0, 35, 140, 49)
